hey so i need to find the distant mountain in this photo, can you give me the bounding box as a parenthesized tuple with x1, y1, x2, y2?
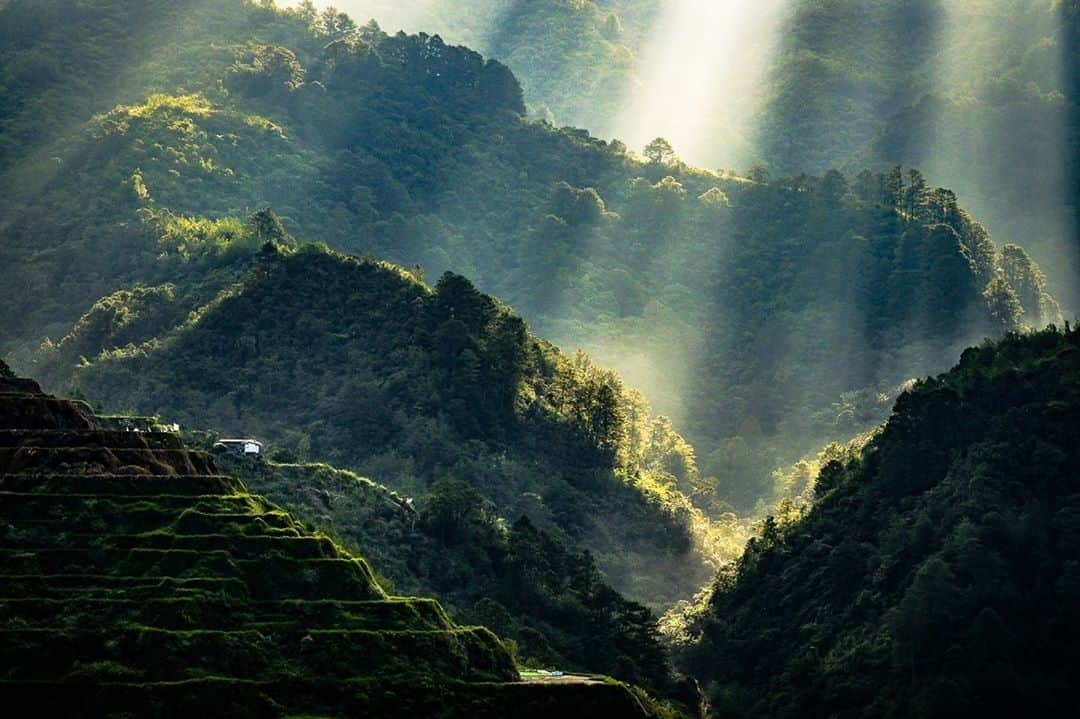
(1, 0, 1060, 517)
(760, 0, 1080, 310)
(680, 326, 1080, 716)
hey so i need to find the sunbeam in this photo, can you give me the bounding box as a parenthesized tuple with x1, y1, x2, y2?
(923, 0, 1078, 313)
(609, 0, 789, 171)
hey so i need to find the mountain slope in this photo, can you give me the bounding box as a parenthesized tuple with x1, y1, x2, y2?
(59, 241, 723, 607)
(681, 326, 1080, 717)
(0, 374, 674, 717)
(216, 453, 692, 701)
(761, 0, 1080, 310)
(2, 0, 1060, 518)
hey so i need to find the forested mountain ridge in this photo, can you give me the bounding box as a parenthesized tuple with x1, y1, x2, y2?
(3, 1, 1079, 716)
(50, 240, 733, 609)
(1, 0, 1061, 518)
(680, 326, 1080, 717)
(288, 0, 656, 135)
(762, 0, 1080, 311)
(321, 0, 1079, 313)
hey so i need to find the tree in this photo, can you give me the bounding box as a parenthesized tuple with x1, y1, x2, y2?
(248, 209, 288, 245)
(550, 182, 606, 226)
(319, 7, 358, 41)
(747, 164, 770, 184)
(292, 0, 318, 26)
(882, 165, 904, 208)
(889, 556, 962, 674)
(643, 137, 676, 165)
(698, 187, 731, 208)
(999, 244, 1049, 323)
(227, 45, 305, 97)
(903, 168, 929, 219)
(983, 275, 1023, 332)
(821, 169, 849, 204)
(419, 477, 492, 546)
(0, 357, 14, 379)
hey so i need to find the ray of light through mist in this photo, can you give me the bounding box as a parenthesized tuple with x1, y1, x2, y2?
(609, 0, 790, 171)
(927, 0, 1079, 314)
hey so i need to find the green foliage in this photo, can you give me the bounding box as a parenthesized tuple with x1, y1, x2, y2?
(69, 243, 717, 607)
(0, 383, 684, 716)
(0, 0, 1057, 527)
(681, 326, 1080, 717)
(0, 0, 1067, 586)
(643, 137, 676, 165)
(219, 455, 690, 706)
(760, 0, 1079, 309)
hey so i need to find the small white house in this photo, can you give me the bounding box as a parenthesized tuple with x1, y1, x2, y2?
(214, 438, 263, 456)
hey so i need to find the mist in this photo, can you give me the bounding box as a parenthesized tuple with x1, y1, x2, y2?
(609, 0, 789, 171)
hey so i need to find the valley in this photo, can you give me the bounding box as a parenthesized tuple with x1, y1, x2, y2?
(1, 0, 1077, 716)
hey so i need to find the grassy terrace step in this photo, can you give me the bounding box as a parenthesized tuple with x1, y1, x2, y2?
(0, 474, 245, 494)
(0, 597, 453, 631)
(0, 430, 185, 450)
(0, 381, 608, 715)
(0, 551, 383, 599)
(5, 525, 324, 550)
(0, 626, 514, 683)
(4, 518, 303, 544)
(0, 677, 655, 719)
(0, 447, 217, 475)
(0, 574, 252, 600)
(0, 493, 289, 526)
(0, 490, 273, 511)
(58, 534, 341, 558)
(0, 397, 96, 430)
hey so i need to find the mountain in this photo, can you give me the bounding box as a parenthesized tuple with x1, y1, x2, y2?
(680, 326, 1080, 717)
(322, 0, 1080, 313)
(43, 240, 730, 609)
(1, 0, 1061, 516)
(0, 373, 676, 717)
(761, 0, 1080, 310)
(290, 0, 656, 136)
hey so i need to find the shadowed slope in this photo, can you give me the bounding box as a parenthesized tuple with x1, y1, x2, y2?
(0, 374, 664, 717)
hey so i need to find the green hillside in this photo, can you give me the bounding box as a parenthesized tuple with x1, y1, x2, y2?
(0, 373, 677, 717)
(761, 0, 1080, 310)
(49, 241, 730, 608)
(217, 454, 691, 701)
(680, 326, 1080, 717)
(3, 1, 1079, 716)
(1, 0, 1058, 518)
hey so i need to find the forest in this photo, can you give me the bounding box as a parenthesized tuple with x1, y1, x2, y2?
(0, 0, 1077, 716)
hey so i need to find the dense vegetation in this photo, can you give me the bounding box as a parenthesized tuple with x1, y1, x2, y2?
(307, 0, 658, 135)
(681, 327, 1080, 717)
(217, 453, 693, 703)
(3, 1, 1079, 716)
(761, 0, 1080, 310)
(0, 375, 675, 717)
(323, 0, 1080, 311)
(3, 0, 1058, 518)
(50, 241, 731, 607)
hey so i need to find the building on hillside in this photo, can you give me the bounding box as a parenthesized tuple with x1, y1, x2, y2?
(214, 438, 263, 456)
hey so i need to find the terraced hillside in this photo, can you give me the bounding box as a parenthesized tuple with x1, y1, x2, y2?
(0, 375, 662, 717)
